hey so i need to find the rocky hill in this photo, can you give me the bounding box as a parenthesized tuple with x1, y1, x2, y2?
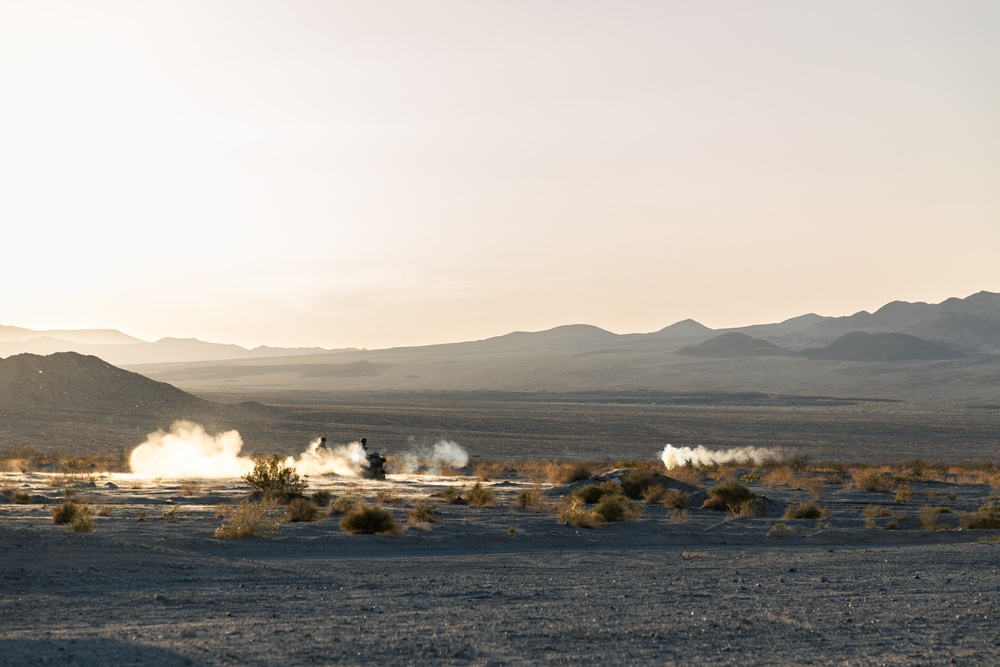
(0, 352, 211, 414)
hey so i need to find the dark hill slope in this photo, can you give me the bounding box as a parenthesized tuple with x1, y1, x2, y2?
(799, 332, 965, 362)
(677, 332, 787, 358)
(0, 352, 211, 414)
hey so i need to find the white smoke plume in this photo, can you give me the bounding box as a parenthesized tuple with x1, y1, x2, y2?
(660, 444, 784, 470)
(395, 439, 470, 475)
(284, 438, 369, 478)
(130, 421, 255, 478)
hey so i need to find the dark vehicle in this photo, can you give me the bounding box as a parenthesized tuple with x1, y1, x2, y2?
(359, 438, 387, 480)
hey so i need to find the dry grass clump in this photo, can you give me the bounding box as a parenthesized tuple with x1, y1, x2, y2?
(311, 490, 333, 507)
(339, 503, 401, 536)
(406, 503, 438, 526)
(474, 460, 516, 481)
(783, 501, 824, 520)
(642, 485, 688, 508)
(593, 495, 642, 522)
(557, 497, 607, 529)
(375, 490, 401, 506)
(285, 497, 321, 522)
(862, 505, 893, 518)
(214, 501, 279, 539)
(9, 489, 32, 504)
(514, 488, 549, 511)
(618, 468, 674, 500)
(467, 482, 496, 507)
(670, 509, 690, 523)
(329, 495, 362, 516)
(431, 486, 467, 505)
(702, 481, 764, 515)
(51, 501, 95, 533)
(850, 468, 894, 493)
(664, 465, 702, 487)
(763, 466, 796, 488)
(919, 505, 952, 531)
(178, 481, 202, 496)
(895, 483, 915, 503)
(959, 504, 1000, 530)
(547, 461, 595, 485)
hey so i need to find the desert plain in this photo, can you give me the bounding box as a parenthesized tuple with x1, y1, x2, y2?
(3, 442, 1000, 666)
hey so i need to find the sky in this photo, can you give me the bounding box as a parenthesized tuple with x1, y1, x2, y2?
(2, 1, 998, 350)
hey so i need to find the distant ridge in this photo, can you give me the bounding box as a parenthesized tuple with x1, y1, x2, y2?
(798, 332, 964, 362)
(677, 332, 787, 358)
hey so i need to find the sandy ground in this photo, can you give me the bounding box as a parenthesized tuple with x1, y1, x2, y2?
(2, 469, 1000, 666)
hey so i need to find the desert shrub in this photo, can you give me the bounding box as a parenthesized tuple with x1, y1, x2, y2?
(557, 497, 607, 529)
(214, 504, 231, 519)
(467, 482, 496, 507)
(433, 486, 467, 505)
(312, 490, 332, 507)
(763, 467, 795, 488)
(665, 465, 702, 487)
(515, 488, 548, 511)
(573, 484, 604, 504)
(740, 472, 762, 483)
(787, 452, 812, 472)
(548, 461, 594, 485)
(179, 481, 202, 496)
(330, 495, 362, 515)
(593, 495, 642, 522)
(895, 483, 915, 503)
(214, 501, 279, 539)
(52, 501, 82, 525)
(770, 522, 794, 534)
(919, 505, 952, 530)
(783, 501, 824, 520)
(670, 509, 689, 524)
(947, 490, 957, 501)
(862, 505, 893, 518)
(70, 509, 95, 533)
(407, 503, 438, 525)
(702, 481, 764, 514)
(959, 504, 1000, 530)
(52, 501, 94, 532)
(903, 459, 930, 482)
(242, 455, 306, 502)
(805, 477, 825, 500)
(619, 469, 664, 499)
(850, 468, 893, 493)
(643, 486, 687, 508)
(375, 490, 401, 506)
(728, 499, 763, 519)
(340, 503, 401, 536)
(285, 497, 321, 522)
(11, 490, 31, 504)
(927, 489, 940, 501)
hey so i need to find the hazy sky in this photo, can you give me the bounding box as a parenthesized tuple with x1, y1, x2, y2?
(2, 1, 998, 350)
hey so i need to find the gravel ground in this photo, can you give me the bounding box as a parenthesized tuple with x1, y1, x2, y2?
(2, 471, 999, 666)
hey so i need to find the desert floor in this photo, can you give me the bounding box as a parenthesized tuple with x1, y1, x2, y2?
(2, 468, 999, 666)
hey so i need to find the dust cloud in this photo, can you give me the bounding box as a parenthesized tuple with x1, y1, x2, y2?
(129, 421, 469, 479)
(660, 444, 783, 470)
(129, 421, 255, 478)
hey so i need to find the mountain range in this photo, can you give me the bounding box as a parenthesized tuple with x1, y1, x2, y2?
(3, 290, 999, 365)
(2, 291, 999, 409)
